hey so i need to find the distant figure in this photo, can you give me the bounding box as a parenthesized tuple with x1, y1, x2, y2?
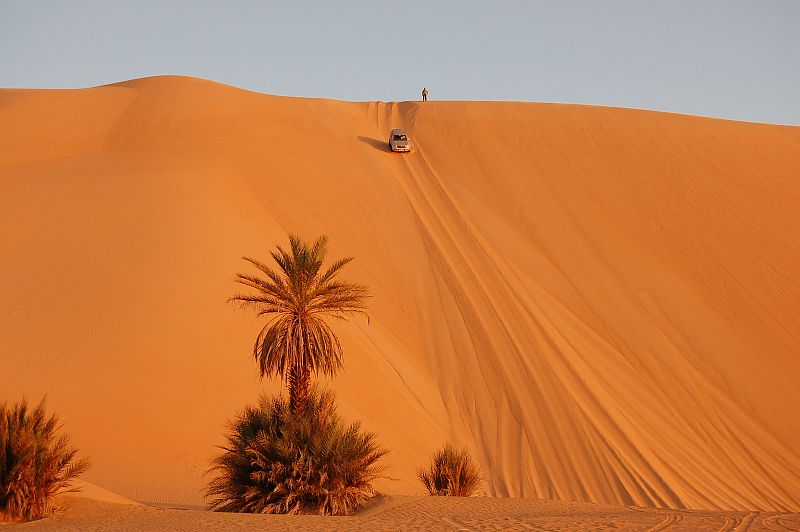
(422, 87, 429, 102)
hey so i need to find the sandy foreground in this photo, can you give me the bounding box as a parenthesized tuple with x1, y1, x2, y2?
(9, 494, 800, 531)
(1, 76, 800, 511)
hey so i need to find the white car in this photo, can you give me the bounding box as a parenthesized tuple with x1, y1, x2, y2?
(388, 128, 411, 152)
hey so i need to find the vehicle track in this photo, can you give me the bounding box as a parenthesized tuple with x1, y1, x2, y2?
(373, 99, 683, 511)
(364, 100, 800, 518)
(648, 513, 683, 531)
(763, 512, 796, 530)
(734, 512, 758, 531)
(718, 515, 737, 531)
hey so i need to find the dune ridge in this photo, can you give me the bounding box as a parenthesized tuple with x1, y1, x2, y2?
(1, 76, 799, 510)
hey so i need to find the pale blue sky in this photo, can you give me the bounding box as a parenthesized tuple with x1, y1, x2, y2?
(1, 1, 798, 125)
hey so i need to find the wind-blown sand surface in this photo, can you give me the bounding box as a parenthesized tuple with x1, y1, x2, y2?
(2, 76, 799, 515)
(14, 494, 800, 531)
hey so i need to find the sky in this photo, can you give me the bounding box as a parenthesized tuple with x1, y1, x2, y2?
(1, 1, 798, 125)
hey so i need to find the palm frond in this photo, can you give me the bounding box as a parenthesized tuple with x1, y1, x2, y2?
(317, 256, 353, 285)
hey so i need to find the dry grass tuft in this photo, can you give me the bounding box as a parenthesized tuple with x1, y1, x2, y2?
(417, 442, 481, 497)
(0, 398, 89, 522)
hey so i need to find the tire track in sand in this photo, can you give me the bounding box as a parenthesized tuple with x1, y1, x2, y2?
(717, 512, 758, 532)
(648, 513, 683, 531)
(374, 100, 678, 506)
(733, 512, 757, 531)
(763, 512, 796, 530)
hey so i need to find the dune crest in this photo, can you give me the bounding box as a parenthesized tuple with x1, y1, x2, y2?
(1, 76, 799, 510)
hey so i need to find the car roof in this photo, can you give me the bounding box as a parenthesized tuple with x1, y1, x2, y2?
(390, 128, 407, 134)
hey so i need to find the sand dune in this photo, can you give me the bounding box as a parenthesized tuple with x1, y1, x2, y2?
(1, 76, 799, 511)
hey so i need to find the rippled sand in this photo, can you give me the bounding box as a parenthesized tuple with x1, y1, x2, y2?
(14, 495, 800, 531)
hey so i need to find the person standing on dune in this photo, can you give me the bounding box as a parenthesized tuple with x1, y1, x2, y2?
(422, 87, 429, 102)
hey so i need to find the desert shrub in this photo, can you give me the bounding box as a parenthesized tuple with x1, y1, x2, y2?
(206, 387, 386, 515)
(417, 442, 480, 496)
(0, 398, 89, 522)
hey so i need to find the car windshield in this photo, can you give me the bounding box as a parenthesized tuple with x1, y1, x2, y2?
(393, 134, 407, 141)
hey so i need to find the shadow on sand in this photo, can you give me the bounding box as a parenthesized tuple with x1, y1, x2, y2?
(357, 136, 390, 152)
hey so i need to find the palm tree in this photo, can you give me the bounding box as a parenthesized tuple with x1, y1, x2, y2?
(230, 235, 369, 413)
(206, 387, 386, 515)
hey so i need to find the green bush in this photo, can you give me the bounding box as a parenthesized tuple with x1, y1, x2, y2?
(0, 398, 89, 522)
(207, 388, 386, 515)
(417, 442, 481, 496)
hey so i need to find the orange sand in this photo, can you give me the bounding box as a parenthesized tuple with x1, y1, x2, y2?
(17, 493, 800, 531)
(1, 76, 799, 510)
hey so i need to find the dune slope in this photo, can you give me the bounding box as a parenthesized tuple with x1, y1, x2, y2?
(1, 76, 799, 510)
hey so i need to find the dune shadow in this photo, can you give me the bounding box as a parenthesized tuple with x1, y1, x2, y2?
(357, 135, 390, 152)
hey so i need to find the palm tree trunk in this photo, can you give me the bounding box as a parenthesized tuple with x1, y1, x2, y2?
(288, 365, 311, 414)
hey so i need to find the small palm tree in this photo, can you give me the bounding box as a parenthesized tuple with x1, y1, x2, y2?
(0, 398, 89, 522)
(417, 443, 481, 497)
(206, 387, 386, 515)
(230, 235, 368, 413)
